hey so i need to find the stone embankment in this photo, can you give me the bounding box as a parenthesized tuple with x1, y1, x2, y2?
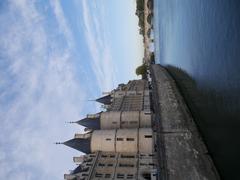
(151, 64, 220, 180)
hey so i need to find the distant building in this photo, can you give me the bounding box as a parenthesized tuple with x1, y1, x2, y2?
(61, 79, 158, 180)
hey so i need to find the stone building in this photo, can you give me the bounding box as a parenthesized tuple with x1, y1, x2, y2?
(61, 79, 157, 180)
(96, 80, 151, 113)
(64, 152, 157, 180)
(71, 111, 152, 130)
(63, 128, 153, 154)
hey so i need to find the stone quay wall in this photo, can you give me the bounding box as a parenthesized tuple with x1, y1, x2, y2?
(151, 64, 220, 180)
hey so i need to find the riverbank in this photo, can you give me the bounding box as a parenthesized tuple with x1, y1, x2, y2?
(151, 64, 220, 179)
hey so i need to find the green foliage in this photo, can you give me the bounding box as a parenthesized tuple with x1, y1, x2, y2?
(150, 53, 155, 63)
(136, 64, 147, 76)
(136, 0, 144, 11)
(135, 0, 145, 36)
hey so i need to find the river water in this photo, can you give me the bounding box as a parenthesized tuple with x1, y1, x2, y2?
(154, 0, 240, 179)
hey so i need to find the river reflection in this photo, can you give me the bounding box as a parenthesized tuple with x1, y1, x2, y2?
(154, 0, 240, 179)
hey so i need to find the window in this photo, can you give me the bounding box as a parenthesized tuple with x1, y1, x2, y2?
(82, 174, 88, 177)
(119, 163, 134, 167)
(105, 174, 111, 178)
(82, 167, 89, 172)
(142, 173, 151, 180)
(107, 164, 113, 167)
(98, 163, 105, 167)
(112, 121, 117, 124)
(101, 155, 107, 158)
(130, 121, 138, 124)
(105, 138, 111, 141)
(121, 155, 135, 158)
(85, 158, 93, 162)
(126, 138, 134, 141)
(95, 173, 102, 178)
(127, 174, 134, 179)
(117, 138, 123, 141)
(144, 135, 152, 138)
(117, 174, 124, 179)
(110, 155, 115, 158)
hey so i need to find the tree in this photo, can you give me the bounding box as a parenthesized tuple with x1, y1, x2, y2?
(136, 64, 147, 76)
(136, 0, 144, 11)
(150, 53, 155, 64)
(135, 0, 145, 37)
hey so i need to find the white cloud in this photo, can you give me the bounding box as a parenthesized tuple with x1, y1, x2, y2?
(0, 0, 86, 179)
(80, 0, 117, 92)
(50, 0, 74, 49)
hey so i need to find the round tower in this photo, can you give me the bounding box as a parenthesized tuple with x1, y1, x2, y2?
(90, 128, 153, 153)
(75, 111, 152, 130)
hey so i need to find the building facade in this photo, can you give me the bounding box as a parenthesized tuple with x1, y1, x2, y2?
(64, 152, 157, 180)
(61, 79, 157, 180)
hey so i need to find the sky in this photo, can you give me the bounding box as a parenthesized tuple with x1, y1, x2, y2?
(0, 0, 143, 179)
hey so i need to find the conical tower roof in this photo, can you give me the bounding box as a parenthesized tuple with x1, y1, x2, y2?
(75, 117, 100, 130)
(63, 138, 90, 154)
(70, 164, 89, 175)
(71, 165, 82, 174)
(96, 94, 111, 105)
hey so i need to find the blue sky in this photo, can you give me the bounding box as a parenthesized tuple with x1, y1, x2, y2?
(0, 0, 143, 179)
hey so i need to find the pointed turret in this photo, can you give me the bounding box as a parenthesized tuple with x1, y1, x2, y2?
(63, 137, 91, 154)
(68, 113, 101, 130)
(64, 164, 90, 179)
(64, 165, 82, 179)
(96, 94, 112, 105)
(72, 165, 83, 174)
(76, 117, 100, 130)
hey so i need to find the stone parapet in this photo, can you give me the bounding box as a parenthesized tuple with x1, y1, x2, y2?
(151, 64, 220, 180)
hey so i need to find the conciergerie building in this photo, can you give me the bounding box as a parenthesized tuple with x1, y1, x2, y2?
(58, 79, 158, 180)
